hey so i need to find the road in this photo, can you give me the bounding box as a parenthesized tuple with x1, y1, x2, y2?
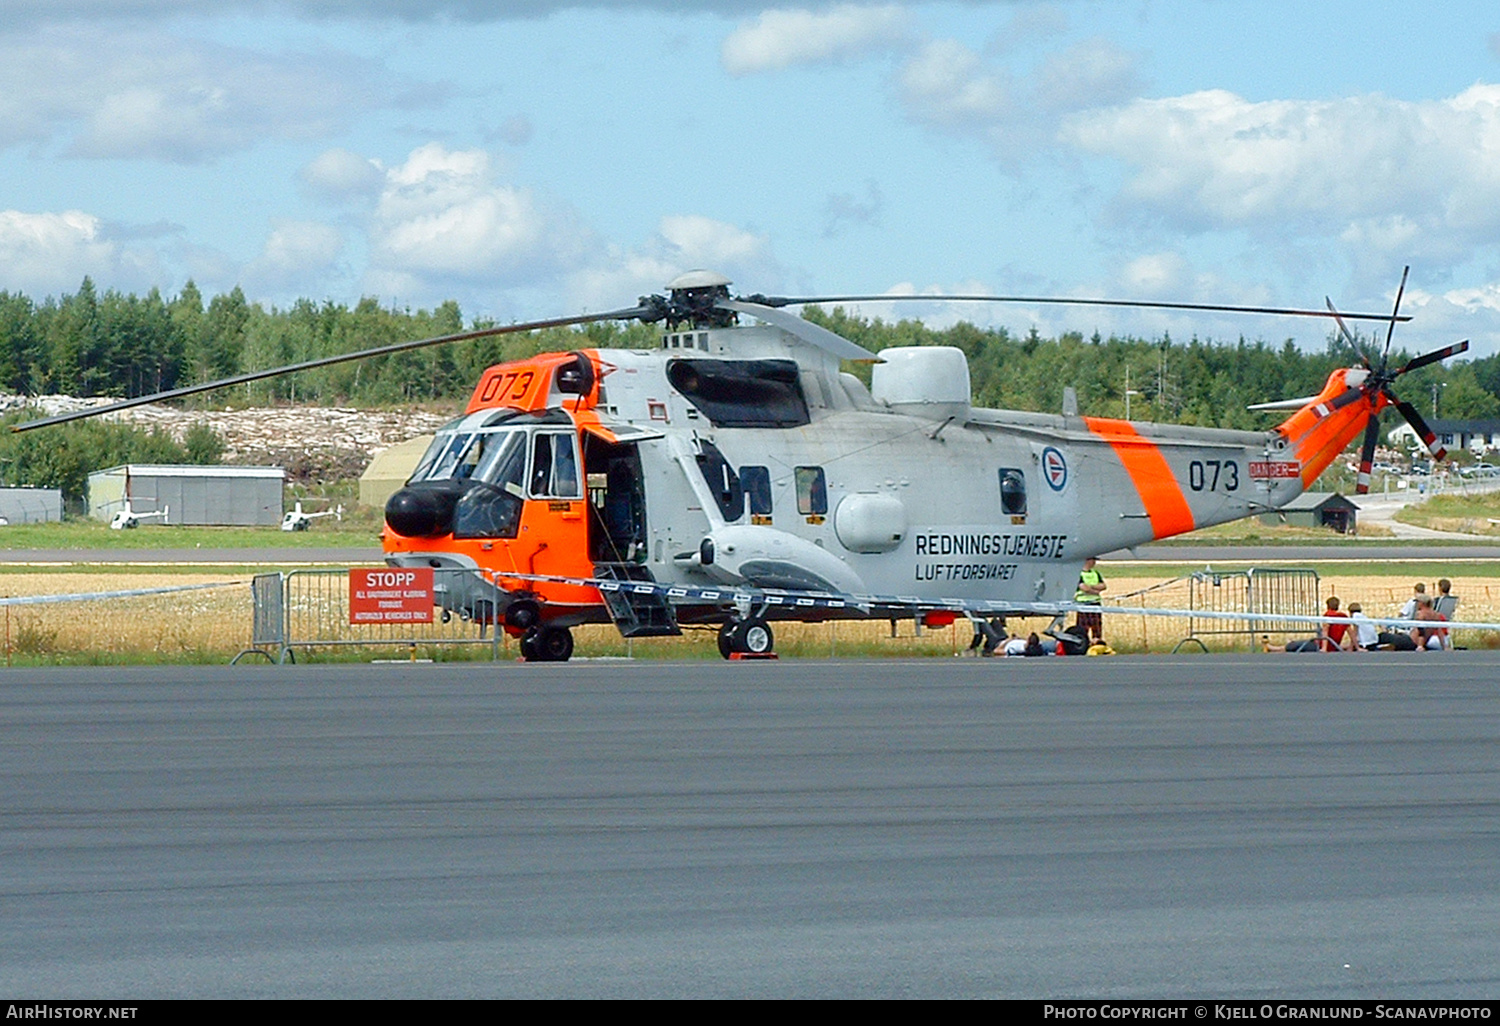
(2, 658, 1497, 998)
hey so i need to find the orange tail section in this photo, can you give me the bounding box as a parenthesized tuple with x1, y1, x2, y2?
(1273, 368, 1387, 487)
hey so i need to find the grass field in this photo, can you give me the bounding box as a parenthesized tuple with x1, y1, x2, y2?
(1393, 492, 1500, 536)
(2, 561, 1497, 664)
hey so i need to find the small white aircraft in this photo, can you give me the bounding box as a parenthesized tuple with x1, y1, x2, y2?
(281, 501, 344, 532)
(110, 500, 168, 530)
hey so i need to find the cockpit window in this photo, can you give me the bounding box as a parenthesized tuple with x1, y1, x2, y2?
(471, 431, 528, 495)
(410, 432, 475, 483)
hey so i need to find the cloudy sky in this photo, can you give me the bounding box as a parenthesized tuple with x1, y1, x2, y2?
(4, 0, 1500, 355)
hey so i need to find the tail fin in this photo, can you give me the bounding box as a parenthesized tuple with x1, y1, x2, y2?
(1273, 368, 1384, 486)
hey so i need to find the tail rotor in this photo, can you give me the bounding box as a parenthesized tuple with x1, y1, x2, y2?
(1325, 267, 1467, 493)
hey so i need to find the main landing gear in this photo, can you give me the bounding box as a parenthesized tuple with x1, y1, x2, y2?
(717, 616, 775, 659)
(520, 625, 573, 662)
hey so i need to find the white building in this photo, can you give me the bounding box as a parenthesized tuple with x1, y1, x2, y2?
(1388, 418, 1500, 455)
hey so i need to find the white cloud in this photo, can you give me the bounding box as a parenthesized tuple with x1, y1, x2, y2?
(0, 26, 408, 162)
(896, 35, 1143, 155)
(569, 214, 784, 309)
(243, 219, 344, 293)
(300, 148, 385, 203)
(366, 143, 592, 293)
(1118, 252, 1190, 297)
(1062, 86, 1500, 249)
(3, 1, 851, 28)
(0, 209, 164, 296)
(721, 4, 913, 75)
(1032, 37, 1142, 113)
(897, 39, 1013, 132)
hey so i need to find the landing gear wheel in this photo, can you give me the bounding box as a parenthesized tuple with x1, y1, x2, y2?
(731, 617, 774, 656)
(717, 622, 736, 660)
(505, 599, 541, 632)
(520, 625, 573, 662)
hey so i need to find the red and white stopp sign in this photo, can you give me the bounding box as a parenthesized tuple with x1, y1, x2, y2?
(349, 567, 434, 624)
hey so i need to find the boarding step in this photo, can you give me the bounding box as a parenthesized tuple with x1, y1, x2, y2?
(593, 563, 682, 638)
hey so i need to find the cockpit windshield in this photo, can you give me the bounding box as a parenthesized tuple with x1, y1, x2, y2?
(410, 427, 528, 489)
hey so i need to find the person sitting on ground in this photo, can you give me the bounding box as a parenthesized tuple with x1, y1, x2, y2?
(1411, 596, 1449, 652)
(1320, 596, 1352, 652)
(1023, 632, 1048, 657)
(1347, 602, 1380, 652)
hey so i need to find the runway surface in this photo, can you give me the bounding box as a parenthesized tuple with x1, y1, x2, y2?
(3, 656, 1497, 999)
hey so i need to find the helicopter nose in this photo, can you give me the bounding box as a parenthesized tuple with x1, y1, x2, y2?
(385, 482, 461, 538)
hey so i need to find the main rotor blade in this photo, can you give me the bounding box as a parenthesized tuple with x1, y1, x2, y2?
(744, 292, 1412, 323)
(1396, 339, 1469, 376)
(11, 304, 654, 433)
(1356, 414, 1381, 495)
(1379, 265, 1409, 370)
(1388, 392, 1447, 462)
(1325, 297, 1372, 369)
(717, 299, 880, 362)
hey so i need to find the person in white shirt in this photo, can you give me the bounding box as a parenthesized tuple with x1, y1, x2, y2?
(1399, 582, 1426, 621)
(1347, 602, 1380, 651)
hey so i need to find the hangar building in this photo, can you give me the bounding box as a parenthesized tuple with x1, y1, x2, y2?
(88, 465, 285, 526)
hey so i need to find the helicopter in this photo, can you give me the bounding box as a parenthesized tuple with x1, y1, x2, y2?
(281, 500, 344, 532)
(104, 466, 170, 529)
(18, 268, 1466, 660)
(110, 498, 169, 530)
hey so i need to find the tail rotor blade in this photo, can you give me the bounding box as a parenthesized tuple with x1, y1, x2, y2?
(1390, 392, 1447, 462)
(1311, 384, 1368, 420)
(1379, 266, 1409, 371)
(1397, 339, 1469, 377)
(1355, 414, 1381, 494)
(1326, 297, 1372, 369)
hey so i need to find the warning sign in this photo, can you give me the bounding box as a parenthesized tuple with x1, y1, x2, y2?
(349, 567, 434, 624)
(1249, 461, 1301, 480)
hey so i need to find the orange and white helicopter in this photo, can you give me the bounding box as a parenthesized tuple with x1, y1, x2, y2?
(20, 268, 1466, 660)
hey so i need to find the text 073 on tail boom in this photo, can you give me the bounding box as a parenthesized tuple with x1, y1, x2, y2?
(19, 267, 1464, 660)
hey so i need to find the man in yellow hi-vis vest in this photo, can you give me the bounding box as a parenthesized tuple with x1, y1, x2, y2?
(1075, 557, 1106, 642)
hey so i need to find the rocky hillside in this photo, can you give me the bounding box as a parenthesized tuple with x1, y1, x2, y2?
(5, 395, 452, 485)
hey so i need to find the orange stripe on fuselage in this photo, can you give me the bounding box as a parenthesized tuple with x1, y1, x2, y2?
(1083, 417, 1196, 539)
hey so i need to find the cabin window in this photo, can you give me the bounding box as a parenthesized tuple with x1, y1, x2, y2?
(999, 468, 1027, 516)
(529, 432, 582, 499)
(667, 359, 810, 428)
(795, 466, 827, 516)
(741, 465, 772, 516)
(695, 440, 743, 521)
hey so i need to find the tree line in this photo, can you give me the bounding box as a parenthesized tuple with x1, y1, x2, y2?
(3, 278, 1496, 422)
(2, 279, 1498, 509)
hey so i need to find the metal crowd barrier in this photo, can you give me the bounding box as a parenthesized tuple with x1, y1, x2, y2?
(240, 567, 507, 664)
(1179, 567, 1320, 652)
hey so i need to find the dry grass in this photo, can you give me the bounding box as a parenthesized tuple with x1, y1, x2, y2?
(0, 572, 249, 661)
(1, 567, 1497, 662)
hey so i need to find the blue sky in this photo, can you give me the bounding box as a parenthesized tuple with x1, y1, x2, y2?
(4, 1, 1500, 357)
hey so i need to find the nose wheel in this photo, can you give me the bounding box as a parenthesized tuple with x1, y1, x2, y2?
(520, 625, 574, 662)
(717, 616, 774, 659)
